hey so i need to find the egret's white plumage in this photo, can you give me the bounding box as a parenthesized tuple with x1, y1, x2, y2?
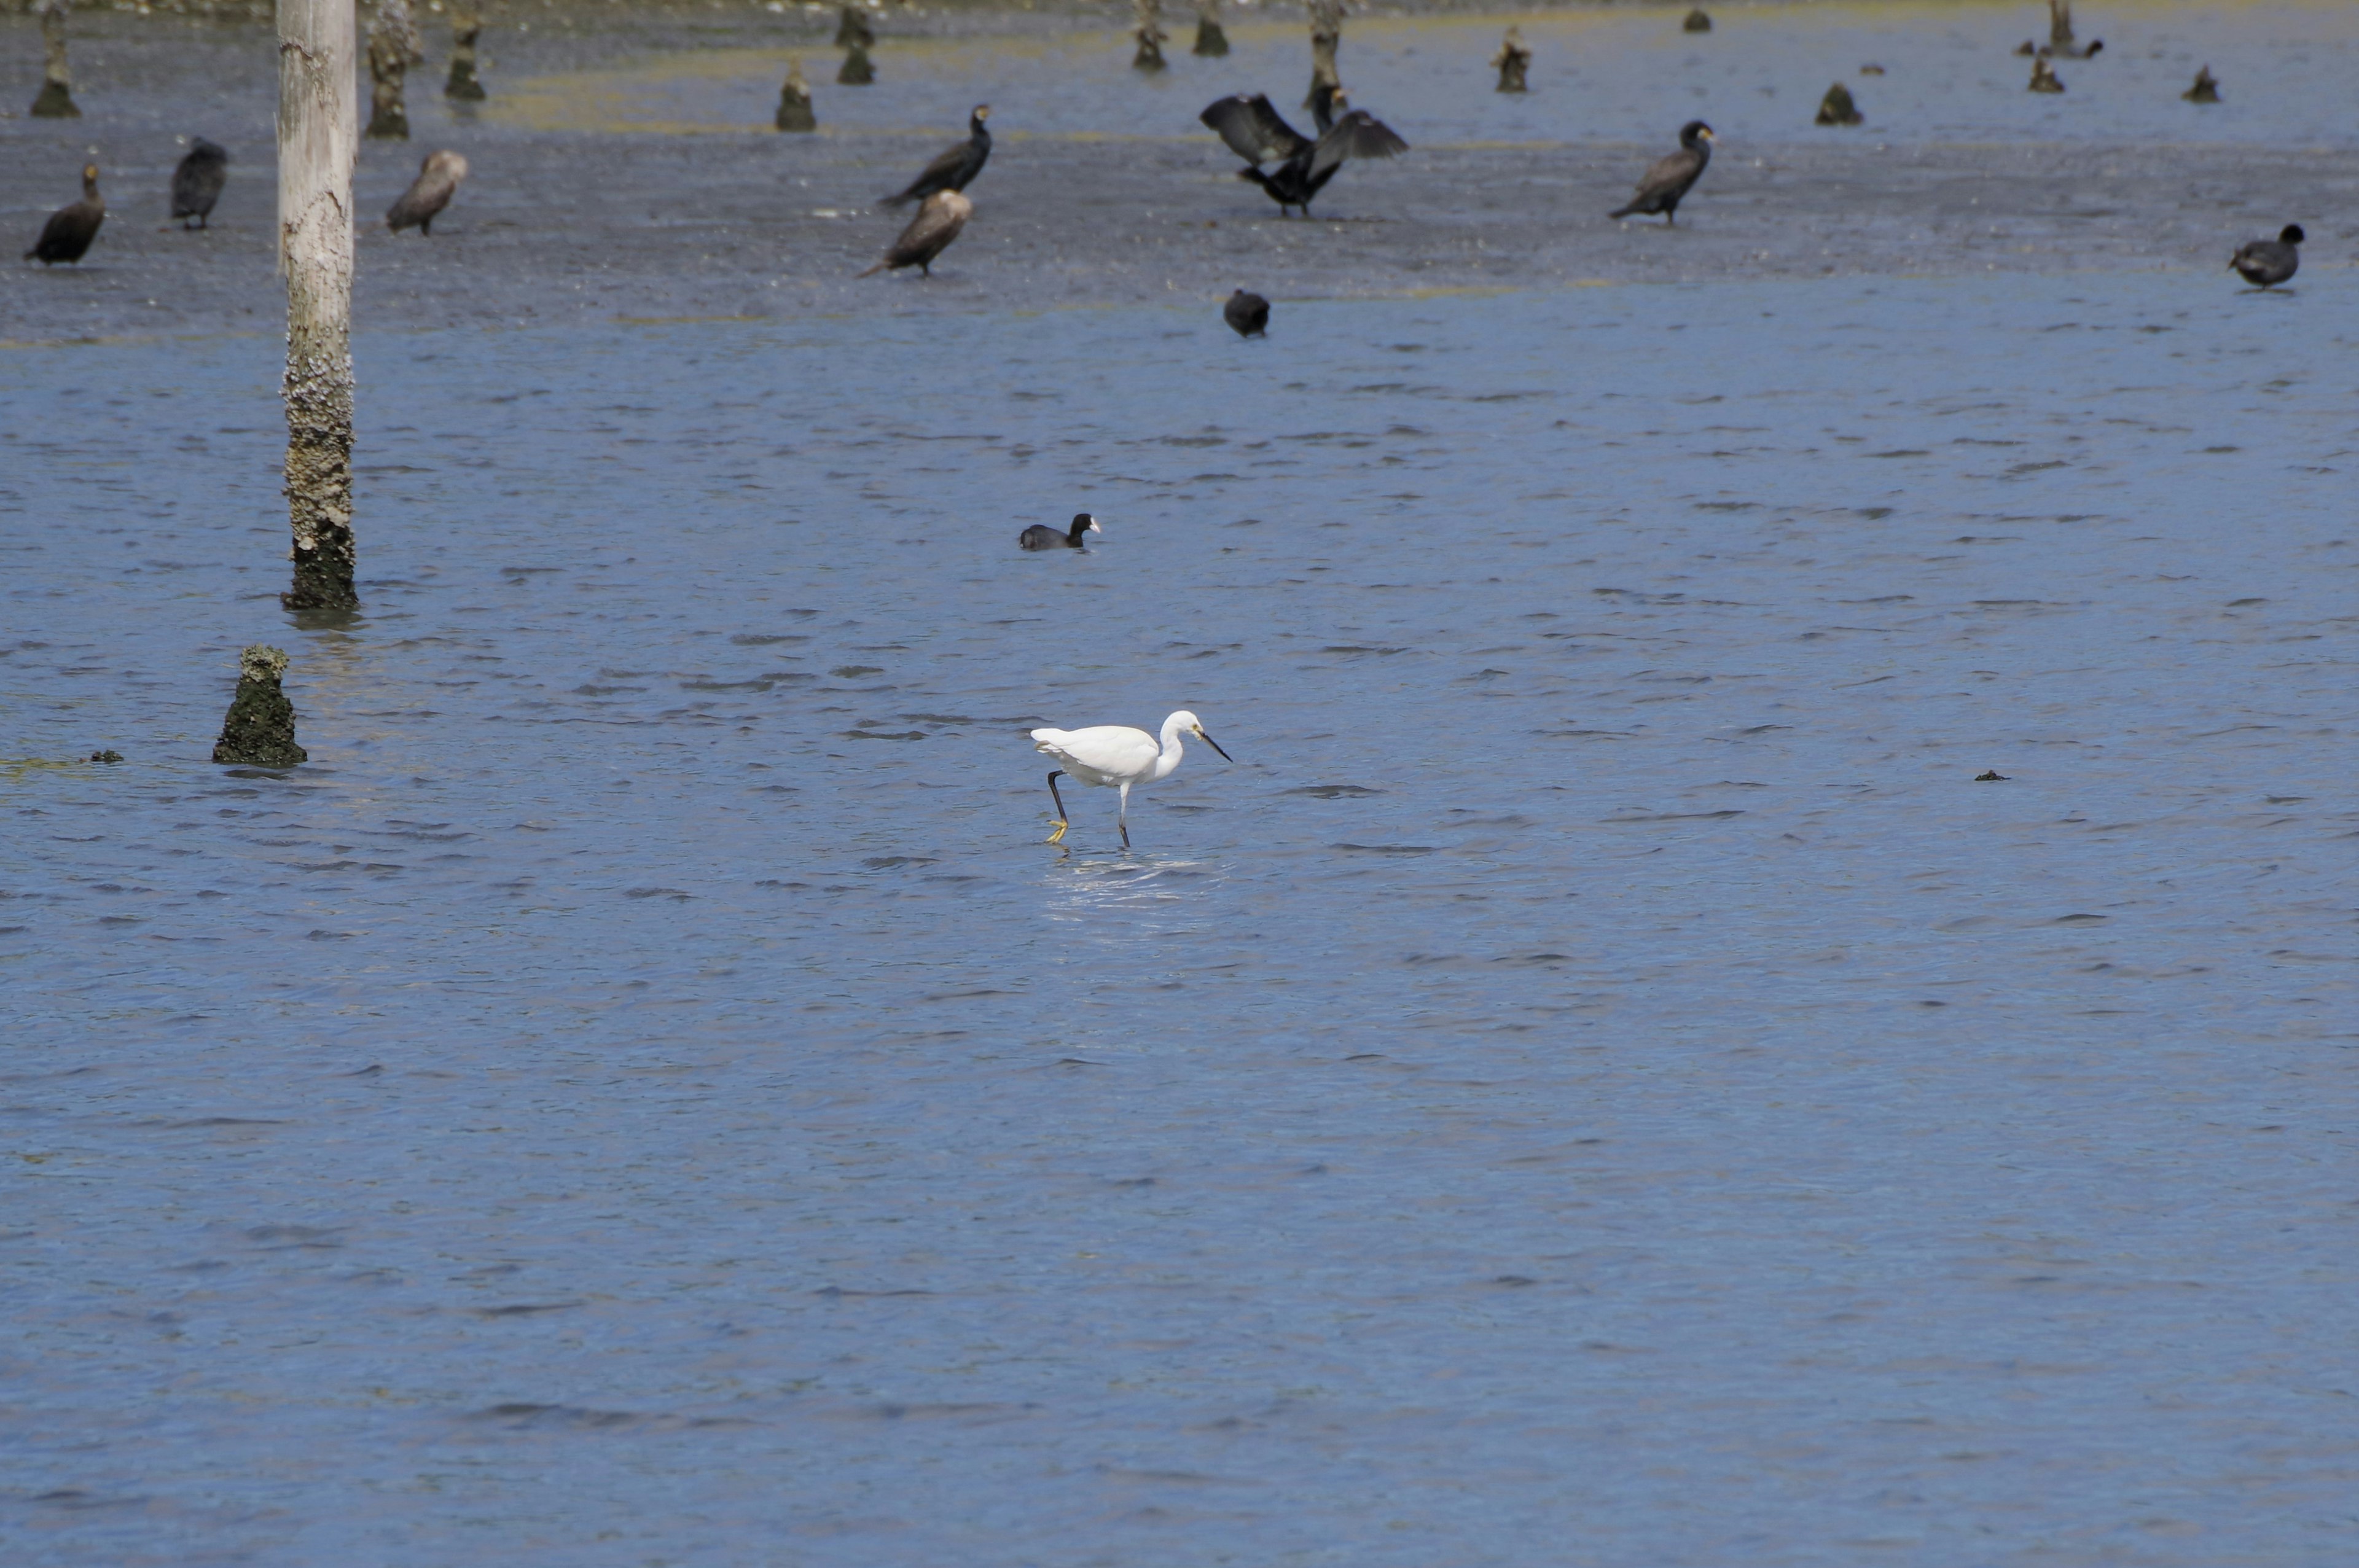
(1030, 709, 1232, 846)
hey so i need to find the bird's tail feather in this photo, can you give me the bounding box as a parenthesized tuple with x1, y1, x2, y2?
(1609, 203, 1637, 218)
(858, 259, 889, 278)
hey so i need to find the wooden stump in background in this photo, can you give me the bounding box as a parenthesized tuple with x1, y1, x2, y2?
(278, 0, 359, 614)
(32, 0, 79, 119)
(445, 8, 487, 102)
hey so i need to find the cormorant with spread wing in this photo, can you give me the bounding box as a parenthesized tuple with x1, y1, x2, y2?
(1199, 84, 1407, 216)
(884, 105, 990, 207)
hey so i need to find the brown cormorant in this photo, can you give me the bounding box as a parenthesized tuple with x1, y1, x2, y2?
(2230, 225, 2301, 288)
(388, 150, 469, 235)
(171, 139, 229, 229)
(25, 163, 104, 265)
(861, 189, 971, 278)
(1610, 121, 1713, 223)
(1223, 288, 1269, 337)
(1020, 513, 1102, 550)
(1200, 84, 1407, 217)
(885, 106, 989, 206)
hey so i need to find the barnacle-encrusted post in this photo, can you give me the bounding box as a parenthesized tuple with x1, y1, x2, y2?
(280, 0, 359, 613)
(1305, 0, 1343, 106)
(213, 646, 309, 768)
(445, 6, 487, 101)
(32, 0, 79, 118)
(366, 0, 423, 139)
(776, 57, 816, 130)
(1133, 0, 1168, 72)
(1192, 0, 1227, 57)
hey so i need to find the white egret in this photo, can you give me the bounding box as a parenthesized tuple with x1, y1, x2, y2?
(1030, 710, 1233, 847)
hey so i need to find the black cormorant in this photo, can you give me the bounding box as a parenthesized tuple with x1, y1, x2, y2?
(388, 150, 469, 235)
(171, 139, 229, 229)
(1020, 513, 1102, 550)
(25, 164, 104, 265)
(1199, 84, 1407, 217)
(1610, 121, 1713, 224)
(885, 106, 990, 207)
(2230, 225, 2301, 288)
(861, 189, 971, 278)
(1223, 288, 1269, 337)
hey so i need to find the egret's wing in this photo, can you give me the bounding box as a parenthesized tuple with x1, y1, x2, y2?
(1200, 94, 1310, 166)
(1035, 725, 1159, 776)
(1309, 109, 1409, 178)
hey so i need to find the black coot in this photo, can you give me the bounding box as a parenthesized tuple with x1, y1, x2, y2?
(1020, 513, 1102, 551)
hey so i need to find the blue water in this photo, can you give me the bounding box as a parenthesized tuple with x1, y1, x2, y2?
(4, 273, 2355, 1564)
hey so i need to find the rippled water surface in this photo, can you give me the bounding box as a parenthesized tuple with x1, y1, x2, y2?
(5, 273, 2356, 1564)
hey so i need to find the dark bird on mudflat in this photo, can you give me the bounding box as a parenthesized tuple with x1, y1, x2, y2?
(388, 150, 469, 235)
(25, 163, 105, 265)
(1610, 121, 1714, 224)
(2230, 225, 2302, 288)
(861, 189, 971, 278)
(171, 139, 229, 229)
(1020, 513, 1102, 551)
(1223, 288, 1269, 337)
(1200, 84, 1407, 217)
(885, 106, 990, 206)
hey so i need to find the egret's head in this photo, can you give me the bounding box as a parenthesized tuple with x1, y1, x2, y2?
(1074, 512, 1101, 534)
(1173, 712, 1234, 762)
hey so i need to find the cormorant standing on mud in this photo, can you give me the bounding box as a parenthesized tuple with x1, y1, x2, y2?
(1223, 288, 1269, 337)
(25, 163, 104, 264)
(885, 106, 990, 206)
(388, 150, 469, 235)
(1610, 121, 1713, 224)
(1020, 513, 1102, 550)
(862, 189, 972, 278)
(171, 139, 229, 229)
(2230, 225, 2302, 288)
(1200, 84, 1407, 217)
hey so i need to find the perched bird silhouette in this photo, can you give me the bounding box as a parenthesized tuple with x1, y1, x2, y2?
(1223, 288, 1270, 337)
(1200, 84, 1407, 217)
(171, 139, 229, 229)
(2229, 225, 2302, 288)
(25, 163, 105, 265)
(1610, 121, 1714, 223)
(861, 189, 971, 278)
(1019, 513, 1102, 551)
(388, 150, 469, 235)
(884, 105, 990, 206)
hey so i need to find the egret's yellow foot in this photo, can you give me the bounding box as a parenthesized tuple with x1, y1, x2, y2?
(1045, 819, 1068, 844)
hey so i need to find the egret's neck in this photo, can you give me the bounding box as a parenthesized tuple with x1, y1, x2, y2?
(1153, 718, 1187, 781)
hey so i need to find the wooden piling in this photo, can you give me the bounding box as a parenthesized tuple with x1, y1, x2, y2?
(278, 0, 359, 614)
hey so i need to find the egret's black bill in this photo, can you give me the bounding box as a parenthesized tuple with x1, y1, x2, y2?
(1200, 731, 1234, 763)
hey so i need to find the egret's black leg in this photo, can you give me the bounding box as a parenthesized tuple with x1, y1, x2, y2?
(1046, 770, 1070, 844)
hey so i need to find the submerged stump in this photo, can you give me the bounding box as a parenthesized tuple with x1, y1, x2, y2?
(838, 42, 874, 85)
(1192, 0, 1228, 58)
(1492, 26, 1530, 93)
(2028, 57, 2063, 92)
(212, 646, 308, 768)
(1305, 0, 1343, 107)
(1815, 82, 1863, 125)
(776, 58, 816, 130)
(2183, 66, 2219, 104)
(32, 0, 79, 119)
(445, 8, 487, 101)
(366, 0, 423, 140)
(1683, 9, 1712, 34)
(1133, 0, 1168, 73)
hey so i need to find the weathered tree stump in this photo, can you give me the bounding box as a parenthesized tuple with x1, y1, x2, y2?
(280, 0, 359, 614)
(1683, 9, 1712, 33)
(1192, 0, 1228, 57)
(32, 0, 79, 119)
(2183, 66, 2219, 104)
(213, 646, 308, 768)
(1133, 0, 1168, 72)
(445, 8, 487, 101)
(366, 0, 423, 139)
(1305, 0, 1343, 107)
(776, 57, 816, 130)
(1815, 82, 1862, 125)
(1492, 26, 1530, 93)
(2028, 57, 2063, 92)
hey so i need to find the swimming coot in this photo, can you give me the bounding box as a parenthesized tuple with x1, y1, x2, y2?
(1020, 513, 1102, 551)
